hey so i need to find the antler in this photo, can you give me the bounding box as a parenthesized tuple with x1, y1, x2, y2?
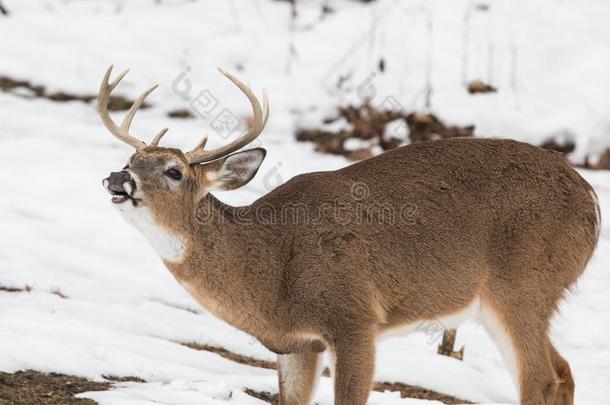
(184, 68, 269, 164)
(97, 65, 168, 150)
(98, 66, 268, 159)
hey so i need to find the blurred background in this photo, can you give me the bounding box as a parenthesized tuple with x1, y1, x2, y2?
(0, 1, 609, 404)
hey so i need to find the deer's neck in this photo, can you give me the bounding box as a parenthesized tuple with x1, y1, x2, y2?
(161, 194, 282, 335)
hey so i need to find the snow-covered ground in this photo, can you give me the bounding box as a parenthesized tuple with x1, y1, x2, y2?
(0, 0, 609, 404)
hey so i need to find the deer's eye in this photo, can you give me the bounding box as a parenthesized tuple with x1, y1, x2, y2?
(165, 168, 182, 181)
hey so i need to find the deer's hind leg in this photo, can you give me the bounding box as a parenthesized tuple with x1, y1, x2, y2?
(547, 339, 574, 405)
(481, 296, 559, 405)
(278, 351, 323, 405)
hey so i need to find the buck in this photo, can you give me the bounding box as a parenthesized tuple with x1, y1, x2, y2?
(99, 66, 600, 405)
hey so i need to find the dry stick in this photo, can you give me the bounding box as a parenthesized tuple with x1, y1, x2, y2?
(320, 0, 332, 20)
(0, 1, 9, 16)
(423, 7, 434, 110)
(284, 1, 298, 75)
(251, 0, 270, 29)
(486, 41, 494, 87)
(370, 1, 388, 76)
(228, 0, 242, 32)
(440, 330, 464, 360)
(510, 41, 520, 109)
(367, 3, 377, 73)
(319, 1, 398, 92)
(437, 329, 464, 360)
(461, 4, 472, 85)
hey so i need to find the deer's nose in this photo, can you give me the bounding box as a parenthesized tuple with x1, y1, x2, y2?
(103, 171, 135, 195)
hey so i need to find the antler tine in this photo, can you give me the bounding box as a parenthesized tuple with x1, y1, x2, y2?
(262, 89, 270, 127)
(150, 128, 169, 147)
(97, 65, 164, 151)
(108, 67, 129, 91)
(185, 68, 268, 164)
(193, 133, 209, 150)
(120, 84, 158, 134)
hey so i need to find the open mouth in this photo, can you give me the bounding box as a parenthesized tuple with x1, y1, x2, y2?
(110, 191, 130, 204)
(103, 173, 140, 206)
(109, 191, 141, 206)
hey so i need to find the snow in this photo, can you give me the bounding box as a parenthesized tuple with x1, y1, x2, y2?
(0, 0, 609, 404)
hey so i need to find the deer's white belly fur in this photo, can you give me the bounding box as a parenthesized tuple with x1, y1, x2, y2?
(379, 296, 482, 341)
(116, 203, 186, 263)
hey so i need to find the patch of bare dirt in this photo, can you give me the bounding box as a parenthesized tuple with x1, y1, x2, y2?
(467, 79, 497, 94)
(0, 285, 31, 293)
(167, 108, 194, 119)
(179, 342, 277, 370)
(296, 102, 474, 160)
(244, 382, 470, 404)
(0, 285, 68, 299)
(0, 371, 110, 405)
(101, 375, 145, 383)
(0, 75, 146, 111)
(244, 388, 279, 404)
(374, 382, 472, 404)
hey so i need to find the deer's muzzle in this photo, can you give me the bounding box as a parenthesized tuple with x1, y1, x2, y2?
(103, 171, 136, 205)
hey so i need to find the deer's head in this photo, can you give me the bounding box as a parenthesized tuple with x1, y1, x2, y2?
(98, 66, 268, 261)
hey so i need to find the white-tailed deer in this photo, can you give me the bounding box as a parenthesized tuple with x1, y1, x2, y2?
(99, 66, 600, 405)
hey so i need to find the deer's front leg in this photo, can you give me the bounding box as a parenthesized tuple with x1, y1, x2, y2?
(332, 332, 376, 405)
(278, 351, 323, 405)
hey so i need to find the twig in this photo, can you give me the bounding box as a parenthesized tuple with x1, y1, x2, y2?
(0, 1, 9, 16)
(437, 329, 464, 360)
(423, 6, 434, 110)
(461, 3, 472, 84)
(486, 41, 494, 86)
(320, 0, 398, 91)
(251, 0, 270, 29)
(510, 40, 520, 109)
(228, 0, 242, 32)
(284, 1, 298, 75)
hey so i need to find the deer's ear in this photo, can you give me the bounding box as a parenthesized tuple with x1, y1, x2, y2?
(205, 148, 266, 191)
